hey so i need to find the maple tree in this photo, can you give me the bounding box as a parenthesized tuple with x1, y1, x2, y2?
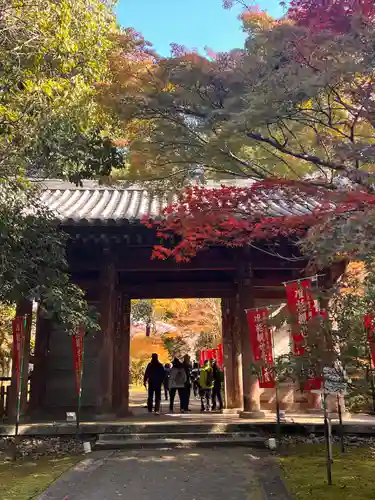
(130, 298, 222, 367)
(131, 298, 222, 348)
(163, 299, 222, 337)
(130, 1, 375, 265)
(130, 335, 169, 363)
(287, 0, 375, 33)
(224, 0, 375, 32)
(102, 1, 375, 196)
(143, 179, 375, 265)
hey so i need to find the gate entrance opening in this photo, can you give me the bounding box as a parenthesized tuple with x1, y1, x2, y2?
(15, 180, 342, 420)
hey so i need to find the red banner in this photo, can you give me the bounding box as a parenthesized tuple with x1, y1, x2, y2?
(259, 366, 276, 389)
(72, 328, 84, 396)
(364, 314, 375, 367)
(200, 350, 210, 365)
(285, 279, 322, 391)
(200, 347, 223, 368)
(12, 317, 24, 393)
(206, 348, 215, 360)
(285, 279, 318, 356)
(304, 376, 323, 391)
(199, 350, 205, 365)
(246, 308, 275, 389)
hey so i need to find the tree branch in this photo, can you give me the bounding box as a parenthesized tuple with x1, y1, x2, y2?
(246, 130, 347, 171)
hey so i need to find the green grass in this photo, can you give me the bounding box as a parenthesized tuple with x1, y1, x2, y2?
(279, 444, 375, 500)
(0, 455, 82, 500)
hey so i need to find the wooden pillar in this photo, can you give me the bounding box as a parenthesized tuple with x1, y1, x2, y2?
(237, 254, 264, 417)
(8, 299, 33, 419)
(221, 297, 242, 409)
(29, 305, 50, 415)
(97, 249, 117, 414)
(113, 294, 131, 416)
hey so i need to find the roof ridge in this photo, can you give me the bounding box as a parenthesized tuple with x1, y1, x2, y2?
(32, 179, 146, 191)
(32, 178, 257, 191)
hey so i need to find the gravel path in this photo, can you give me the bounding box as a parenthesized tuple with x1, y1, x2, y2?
(38, 448, 290, 500)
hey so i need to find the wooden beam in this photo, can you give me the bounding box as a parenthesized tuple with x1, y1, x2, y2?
(125, 282, 236, 299)
(68, 245, 307, 273)
(72, 275, 299, 294)
(254, 289, 287, 300)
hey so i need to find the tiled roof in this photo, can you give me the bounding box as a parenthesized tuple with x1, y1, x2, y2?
(37, 179, 318, 225)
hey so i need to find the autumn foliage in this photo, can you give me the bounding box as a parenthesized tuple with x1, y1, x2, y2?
(130, 334, 169, 364)
(143, 180, 375, 262)
(288, 0, 375, 32)
(133, 1, 375, 264)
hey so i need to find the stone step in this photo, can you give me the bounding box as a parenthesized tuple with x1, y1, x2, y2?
(97, 431, 262, 442)
(94, 435, 267, 451)
(91, 423, 268, 436)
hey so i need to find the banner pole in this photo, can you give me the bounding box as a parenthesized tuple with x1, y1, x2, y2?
(76, 333, 84, 439)
(364, 316, 375, 413)
(245, 305, 274, 313)
(337, 394, 345, 453)
(282, 274, 323, 286)
(367, 351, 375, 414)
(323, 387, 333, 485)
(15, 316, 26, 438)
(271, 327, 281, 443)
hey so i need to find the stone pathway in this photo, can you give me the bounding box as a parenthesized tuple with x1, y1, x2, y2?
(38, 448, 290, 500)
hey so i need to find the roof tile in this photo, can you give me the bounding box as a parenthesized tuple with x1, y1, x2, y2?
(37, 179, 315, 225)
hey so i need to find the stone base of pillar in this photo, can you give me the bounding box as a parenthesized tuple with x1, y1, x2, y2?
(239, 410, 266, 419)
(116, 408, 133, 418)
(326, 394, 346, 414)
(306, 408, 324, 415)
(329, 411, 350, 419)
(94, 413, 117, 421)
(222, 408, 242, 415)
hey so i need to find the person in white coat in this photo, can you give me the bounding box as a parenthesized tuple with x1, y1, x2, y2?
(168, 358, 187, 413)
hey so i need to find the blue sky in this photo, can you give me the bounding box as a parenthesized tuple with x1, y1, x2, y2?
(116, 0, 286, 56)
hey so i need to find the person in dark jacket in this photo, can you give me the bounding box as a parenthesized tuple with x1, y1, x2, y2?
(143, 353, 165, 415)
(163, 363, 171, 401)
(182, 354, 192, 411)
(211, 360, 224, 411)
(191, 362, 200, 398)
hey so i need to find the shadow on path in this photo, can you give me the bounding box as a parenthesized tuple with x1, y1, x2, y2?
(38, 447, 290, 500)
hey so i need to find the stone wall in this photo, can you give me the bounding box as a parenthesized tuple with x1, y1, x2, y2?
(42, 326, 101, 416)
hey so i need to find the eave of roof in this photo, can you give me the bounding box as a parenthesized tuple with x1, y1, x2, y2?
(35, 179, 318, 226)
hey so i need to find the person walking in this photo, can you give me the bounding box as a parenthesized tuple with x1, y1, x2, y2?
(163, 363, 171, 401)
(169, 358, 187, 413)
(143, 353, 165, 415)
(211, 359, 224, 411)
(191, 362, 200, 399)
(199, 360, 214, 412)
(182, 354, 192, 411)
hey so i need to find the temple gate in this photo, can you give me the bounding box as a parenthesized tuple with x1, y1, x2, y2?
(10, 180, 343, 419)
